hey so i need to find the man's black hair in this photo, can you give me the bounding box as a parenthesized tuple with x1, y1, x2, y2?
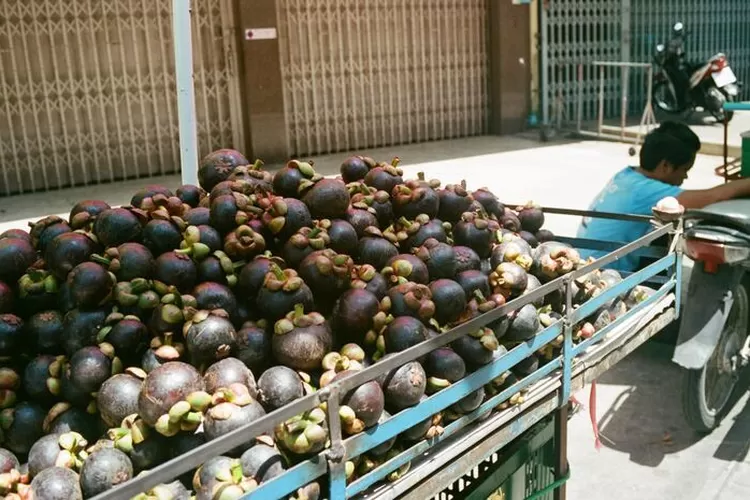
(639, 129, 696, 171)
(655, 121, 701, 153)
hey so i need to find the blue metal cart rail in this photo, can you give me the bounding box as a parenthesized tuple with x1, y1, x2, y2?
(92, 207, 682, 500)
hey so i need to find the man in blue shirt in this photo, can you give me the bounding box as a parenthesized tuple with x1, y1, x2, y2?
(578, 122, 750, 270)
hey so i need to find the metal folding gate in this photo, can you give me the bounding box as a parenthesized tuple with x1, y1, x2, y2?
(276, 0, 490, 158)
(0, 0, 244, 196)
(544, 0, 750, 126)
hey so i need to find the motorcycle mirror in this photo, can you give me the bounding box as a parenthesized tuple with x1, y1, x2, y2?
(673, 22, 684, 33)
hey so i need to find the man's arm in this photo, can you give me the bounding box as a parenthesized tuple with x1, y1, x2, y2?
(676, 177, 750, 209)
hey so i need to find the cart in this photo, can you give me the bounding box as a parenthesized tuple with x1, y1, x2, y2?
(93, 207, 682, 500)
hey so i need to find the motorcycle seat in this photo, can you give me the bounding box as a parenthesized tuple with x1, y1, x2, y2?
(684, 199, 750, 234)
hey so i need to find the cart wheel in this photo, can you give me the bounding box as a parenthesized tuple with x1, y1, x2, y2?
(628, 146, 637, 157)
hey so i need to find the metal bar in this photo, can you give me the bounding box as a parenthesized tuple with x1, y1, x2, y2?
(553, 405, 568, 500)
(325, 385, 347, 500)
(561, 277, 573, 405)
(172, 0, 199, 186)
(577, 64, 583, 133)
(598, 65, 605, 137)
(571, 254, 676, 324)
(570, 225, 673, 280)
(554, 236, 666, 259)
(591, 61, 652, 68)
(503, 204, 654, 222)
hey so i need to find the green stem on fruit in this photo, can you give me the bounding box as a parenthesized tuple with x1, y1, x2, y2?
(251, 159, 264, 171)
(293, 303, 304, 318)
(391, 157, 400, 168)
(271, 264, 285, 281)
(90, 254, 111, 267)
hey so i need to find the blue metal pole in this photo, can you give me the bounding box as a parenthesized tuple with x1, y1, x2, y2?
(172, 0, 199, 186)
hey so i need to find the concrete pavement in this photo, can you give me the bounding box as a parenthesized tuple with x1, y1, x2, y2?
(1, 134, 748, 499)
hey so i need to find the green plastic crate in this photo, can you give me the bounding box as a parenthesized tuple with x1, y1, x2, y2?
(433, 416, 567, 500)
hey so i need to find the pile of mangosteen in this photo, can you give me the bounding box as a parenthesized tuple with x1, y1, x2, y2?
(0, 149, 654, 499)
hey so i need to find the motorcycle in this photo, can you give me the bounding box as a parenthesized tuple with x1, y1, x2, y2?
(673, 199, 750, 432)
(652, 22, 741, 123)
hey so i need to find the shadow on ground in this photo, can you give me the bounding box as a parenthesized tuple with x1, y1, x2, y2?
(593, 326, 750, 468)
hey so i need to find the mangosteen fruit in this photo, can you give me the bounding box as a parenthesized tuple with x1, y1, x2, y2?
(23, 355, 65, 405)
(455, 269, 490, 298)
(177, 184, 206, 207)
(197, 251, 242, 287)
(0, 314, 24, 358)
(142, 219, 183, 256)
(298, 249, 353, 304)
(0, 402, 46, 456)
(29, 215, 72, 253)
(45, 232, 98, 281)
(237, 255, 286, 304)
(391, 180, 439, 220)
(137, 361, 205, 429)
(97, 368, 146, 428)
(66, 262, 115, 308)
(92, 243, 154, 282)
(29, 466, 83, 500)
(302, 178, 351, 219)
(387, 282, 436, 324)
(517, 202, 545, 234)
(0, 367, 19, 409)
(193, 282, 238, 321)
(383, 253, 430, 285)
(96, 312, 149, 364)
(447, 387, 486, 418)
(198, 149, 249, 191)
(489, 262, 529, 299)
(223, 225, 266, 261)
(471, 187, 504, 219)
(429, 279, 467, 325)
(255, 266, 314, 322)
(519, 230, 539, 248)
(400, 398, 443, 441)
(319, 344, 367, 387)
(453, 211, 497, 259)
(240, 437, 286, 483)
(0, 282, 12, 314)
(536, 229, 555, 243)
(533, 242, 581, 282)
(272, 305, 332, 371)
(192, 455, 238, 491)
(79, 447, 133, 497)
(376, 356, 426, 412)
(93, 207, 145, 248)
(17, 269, 59, 317)
(0, 237, 37, 284)
(282, 226, 330, 269)
(356, 226, 399, 271)
(236, 320, 271, 375)
(350, 186, 393, 228)
(340, 156, 375, 183)
(183, 310, 238, 369)
(414, 238, 456, 280)
(257, 365, 304, 412)
(491, 238, 533, 271)
(274, 407, 328, 456)
(228, 160, 273, 193)
(363, 158, 404, 193)
(130, 185, 174, 209)
(42, 403, 101, 443)
(154, 251, 197, 293)
(261, 196, 313, 242)
(317, 219, 358, 257)
(204, 357, 257, 398)
(68, 200, 111, 230)
(273, 160, 312, 198)
(203, 384, 266, 455)
(331, 288, 385, 346)
(424, 347, 466, 393)
(451, 327, 499, 368)
(345, 204, 380, 236)
(453, 245, 481, 274)
(0, 229, 31, 243)
(382, 316, 427, 357)
(333, 370, 385, 435)
(350, 264, 389, 300)
(28, 431, 88, 477)
(185, 207, 211, 226)
(0, 447, 19, 473)
(438, 182, 474, 223)
(504, 304, 541, 342)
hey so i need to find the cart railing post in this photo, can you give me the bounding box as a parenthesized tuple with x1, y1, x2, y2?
(172, 0, 200, 186)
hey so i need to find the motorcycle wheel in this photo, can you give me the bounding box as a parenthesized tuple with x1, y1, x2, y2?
(708, 88, 735, 123)
(682, 284, 748, 433)
(653, 80, 682, 114)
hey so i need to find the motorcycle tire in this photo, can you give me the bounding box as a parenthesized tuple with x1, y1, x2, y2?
(682, 283, 748, 433)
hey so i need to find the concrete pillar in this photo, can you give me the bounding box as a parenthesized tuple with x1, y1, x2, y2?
(488, 1, 532, 135)
(237, 0, 288, 162)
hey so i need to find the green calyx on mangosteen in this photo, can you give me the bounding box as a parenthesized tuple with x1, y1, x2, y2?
(223, 224, 266, 261)
(387, 282, 436, 325)
(452, 211, 498, 259)
(256, 265, 314, 322)
(319, 343, 366, 387)
(382, 254, 430, 286)
(91, 243, 155, 282)
(260, 196, 313, 242)
(282, 226, 330, 269)
(489, 262, 529, 299)
(275, 407, 328, 456)
(350, 264, 389, 300)
(332, 369, 385, 435)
